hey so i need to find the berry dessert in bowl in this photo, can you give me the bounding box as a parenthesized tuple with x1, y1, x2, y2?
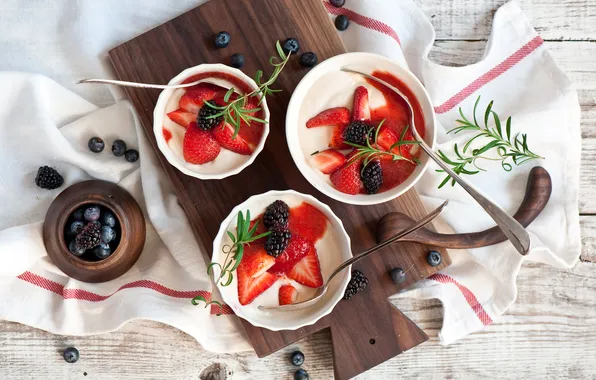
(209, 190, 351, 330)
(286, 53, 436, 205)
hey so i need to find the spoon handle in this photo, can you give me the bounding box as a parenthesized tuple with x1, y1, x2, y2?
(78, 78, 199, 89)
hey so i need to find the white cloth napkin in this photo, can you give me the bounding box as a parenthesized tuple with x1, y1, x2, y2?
(0, 0, 580, 351)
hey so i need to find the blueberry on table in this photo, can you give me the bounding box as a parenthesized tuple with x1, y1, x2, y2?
(100, 211, 116, 228)
(282, 38, 300, 54)
(63, 347, 79, 363)
(69, 221, 85, 235)
(88, 137, 105, 153)
(230, 53, 245, 68)
(294, 368, 309, 380)
(125, 149, 139, 163)
(68, 240, 86, 257)
(427, 251, 442, 267)
(72, 208, 85, 221)
(111, 139, 127, 157)
(390, 267, 406, 284)
(330, 0, 345, 7)
(214, 31, 231, 48)
(93, 242, 112, 260)
(100, 225, 116, 243)
(291, 350, 305, 366)
(84, 206, 101, 222)
(299, 52, 318, 68)
(335, 14, 350, 31)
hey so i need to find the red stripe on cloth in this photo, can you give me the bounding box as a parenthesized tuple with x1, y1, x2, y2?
(429, 273, 493, 325)
(434, 36, 544, 114)
(323, 1, 401, 46)
(210, 303, 235, 315)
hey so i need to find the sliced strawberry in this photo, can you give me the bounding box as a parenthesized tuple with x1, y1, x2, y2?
(378, 155, 416, 191)
(306, 107, 350, 128)
(237, 268, 277, 306)
(278, 284, 298, 305)
(352, 86, 371, 121)
(287, 245, 323, 288)
(329, 124, 349, 150)
(376, 127, 399, 152)
(167, 109, 196, 128)
(310, 149, 346, 175)
(183, 122, 221, 165)
(179, 83, 228, 113)
(268, 236, 312, 274)
(330, 159, 363, 195)
(288, 202, 328, 243)
(240, 244, 276, 278)
(212, 123, 252, 155)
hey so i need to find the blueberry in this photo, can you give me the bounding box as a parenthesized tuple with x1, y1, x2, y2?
(282, 38, 300, 54)
(111, 139, 127, 157)
(330, 0, 345, 7)
(125, 149, 139, 163)
(230, 53, 244, 68)
(69, 221, 85, 235)
(214, 31, 231, 48)
(68, 240, 86, 257)
(88, 137, 105, 153)
(84, 206, 101, 222)
(427, 251, 442, 267)
(100, 225, 116, 243)
(63, 347, 80, 363)
(100, 211, 116, 228)
(390, 268, 406, 284)
(299, 52, 318, 68)
(294, 369, 309, 380)
(72, 208, 85, 221)
(93, 242, 112, 260)
(335, 15, 350, 31)
(291, 351, 305, 366)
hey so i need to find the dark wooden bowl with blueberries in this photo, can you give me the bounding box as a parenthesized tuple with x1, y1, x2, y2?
(43, 180, 146, 283)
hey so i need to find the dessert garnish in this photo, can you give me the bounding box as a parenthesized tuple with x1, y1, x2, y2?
(343, 269, 369, 300)
(437, 96, 543, 188)
(35, 166, 64, 190)
(66, 205, 120, 260)
(279, 284, 298, 305)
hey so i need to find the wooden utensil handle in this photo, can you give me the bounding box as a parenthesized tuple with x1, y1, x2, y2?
(376, 167, 552, 249)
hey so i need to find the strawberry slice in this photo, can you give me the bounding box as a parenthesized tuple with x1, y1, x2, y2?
(376, 127, 398, 151)
(306, 107, 350, 128)
(279, 284, 298, 305)
(329, 124, 349, 150)
(183, 122, 221, 164)
(179, 83, 228, 114)
(237, 267, 277, 306)
(310, 149, 347, 175)
(268, 236, 312, 274)
(288, 202, 328, 243)
(287, 245, 323, 288)
(352, 86, 371, 121)
(240, 244, 276, 278)
(212, 123, 252, 155)
(330, 159, 363, 195)
(167, 109, 196, 128)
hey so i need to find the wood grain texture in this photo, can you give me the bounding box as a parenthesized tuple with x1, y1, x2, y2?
(108, 0, 450, 378)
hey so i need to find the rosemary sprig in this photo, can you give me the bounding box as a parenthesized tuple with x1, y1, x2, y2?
(344, 120, 421, 173)
(191, 296, 223, 316)
(204, 40, 291, 138)
(437, 96, 544, 188)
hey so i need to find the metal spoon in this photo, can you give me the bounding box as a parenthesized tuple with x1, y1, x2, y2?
(341, 67, 530, 256)
(258, 200, 448, 312)
(77, 78, 227, 90)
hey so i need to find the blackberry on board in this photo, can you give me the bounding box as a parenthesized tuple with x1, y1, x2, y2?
(361, 160, 383, 194)
(343, 120, 372, 145)
(343, 270, 369, 300)
(263, 200, 290, 230)
(197, 101, 223, 131)
(75, 222, 101, 250)
(264, 229, 291, 258)
(35, 166, 64, 190)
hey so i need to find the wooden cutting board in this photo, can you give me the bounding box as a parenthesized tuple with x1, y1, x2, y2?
(109, 0, 451, 378)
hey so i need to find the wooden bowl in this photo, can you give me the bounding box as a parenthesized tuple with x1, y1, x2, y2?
(43, 180, 146, 283)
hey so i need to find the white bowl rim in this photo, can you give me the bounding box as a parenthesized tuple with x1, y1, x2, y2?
(285, 52, 437, 205)
(153, 63, 270, 180)
(211, 189, 352, 331)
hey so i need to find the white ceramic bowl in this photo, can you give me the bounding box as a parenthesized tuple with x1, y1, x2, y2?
(211, 190, 352, 331)
(154, 64, 270, 180)
(286, 52, 436, 205)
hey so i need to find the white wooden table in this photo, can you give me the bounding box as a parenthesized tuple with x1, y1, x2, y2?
(1, 1, 595, 379)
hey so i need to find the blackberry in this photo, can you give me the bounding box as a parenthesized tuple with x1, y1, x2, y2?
(263, 200, 290, 230)
(264, 229, 291, 258)
(111, 139, 127, 157)
(342, 120, 372, 145)
(361, 160, 383, 194)
(35, 166, 64, 190)
(343, 270, 369, 300)
(63, 347, 79, 363)
(230, 53, 245, 68)
(299, 52, 318, 68)
(197, 101, 222, 131)
(282, 38, 300, 54)
(75, 222, 101, 250)
(214, 31, 231, 48)
(335, 15, 350, 31)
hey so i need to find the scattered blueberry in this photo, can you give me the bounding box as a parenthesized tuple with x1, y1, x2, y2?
(299, 52, 318, 68)
(291, 351, 305, 366)
(68, 240, 86, 257)
(330, 0, 345, 7)
(72, 208, 85, 221)
(125, 149, 139, 163)
(335, 14, 350, 31)
(69, 221, 85, 235)
(230, 53, 245, 69)
(63, 347, 80, 363)
(93, 242, 112, 260)
(100, 211, 116, 228)
(88, 137, 105, 153)
(427, 251, 442, 267)
(214, 31, 231, 48)
(390, 268, 406, 284)
(294, 368, 309, 380)
(100, 225, 116, 243)
(111, 139, 127, 157)
(84, 206, 101, 222)
(282, 38, 300, 54)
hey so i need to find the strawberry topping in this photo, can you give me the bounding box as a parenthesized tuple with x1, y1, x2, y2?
(287, 245, 323, 288)
(268, 235, 312, 274)
(310, 149, 347, 175)
(351, 86, 371, 121)
(240, 244, 276, 278)
(306, 107, 350, 129)
(330, 159, 363, 195)
(237, 268, 277, 306)
(212, 123, 253, 155)
(183, 122, 221, 164)
(179, 83, 228, 114)
(278, 284, 298, 305)
(288, 202, 328, 243)
(167, 109, 195, 128)
(329, 124, 350, 150)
